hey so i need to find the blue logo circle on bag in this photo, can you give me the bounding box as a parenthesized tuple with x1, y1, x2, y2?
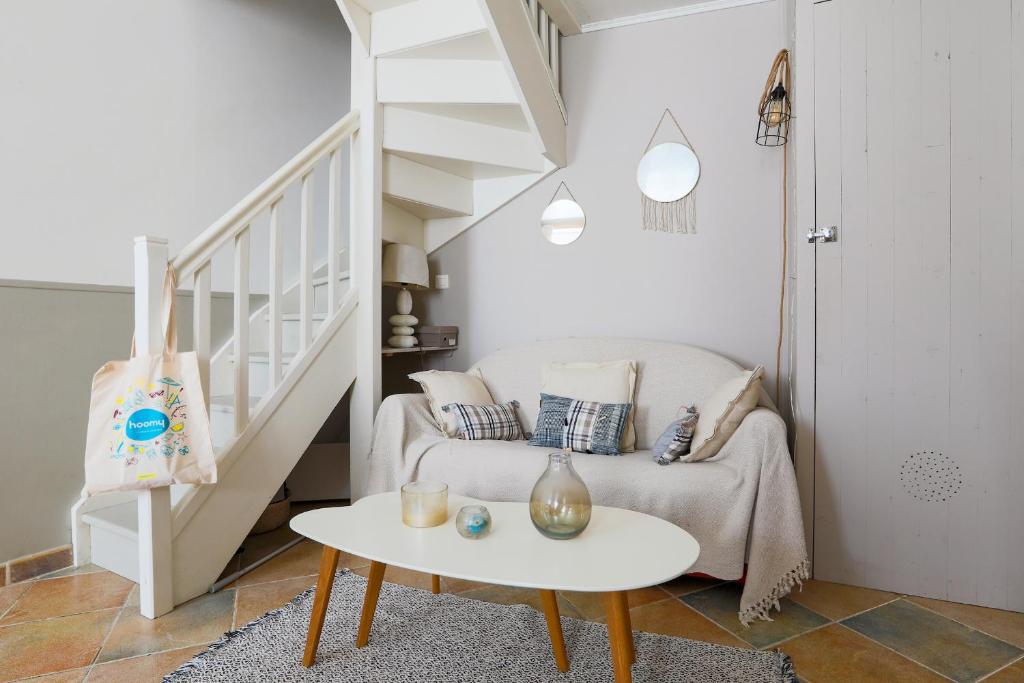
(125, 409, 169, 441)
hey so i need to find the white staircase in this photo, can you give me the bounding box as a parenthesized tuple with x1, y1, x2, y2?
(71, 0, 567, 618)
(361, 0, 567, 251)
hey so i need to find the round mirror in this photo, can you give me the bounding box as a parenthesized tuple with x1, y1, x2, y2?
(636, 142, 700, 202)
(541, 199, 586, 245)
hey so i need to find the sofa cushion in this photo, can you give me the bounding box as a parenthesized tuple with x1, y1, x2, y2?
(469, 339, 762, 450)
(443, 401, 524, 441)
(540, 360, 637, 452)
(652, 406, 699, 465)
(409, 370, 493, 437)
(687, 367, 764, 462)
(528, 393, 631, 455)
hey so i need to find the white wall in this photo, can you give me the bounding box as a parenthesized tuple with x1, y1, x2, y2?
(0, 282, 262, 563)
(421, 1, 790, 399)
(0, 0, 350, 292)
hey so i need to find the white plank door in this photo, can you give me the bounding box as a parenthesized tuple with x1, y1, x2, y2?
(812, 0, 1024, 611)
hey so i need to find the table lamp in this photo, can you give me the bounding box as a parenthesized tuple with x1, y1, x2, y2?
(382, 243, 429, 348)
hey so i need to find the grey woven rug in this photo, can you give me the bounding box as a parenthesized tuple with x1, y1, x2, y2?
(166, 571, 795, 682)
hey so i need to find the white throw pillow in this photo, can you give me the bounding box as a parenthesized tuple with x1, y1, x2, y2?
(409, 370, 494, 437)
(540, 360, 638, 452)
(685, 366, 764, 462)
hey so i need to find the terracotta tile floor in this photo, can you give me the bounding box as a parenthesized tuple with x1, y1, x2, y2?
(2, 542, 1023, 682)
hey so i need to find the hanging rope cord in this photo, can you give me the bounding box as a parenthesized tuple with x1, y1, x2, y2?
(760, 49, 791, 407)
(546, 180, 579, 206)
(642, 108, 696, 153)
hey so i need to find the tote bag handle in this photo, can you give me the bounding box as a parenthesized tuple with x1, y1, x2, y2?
(129, 265, 178, 357)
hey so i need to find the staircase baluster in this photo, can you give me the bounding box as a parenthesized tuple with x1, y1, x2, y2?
(268, 200, 283, 390)
(328, 148, 341, 314)
(549, 23, 560, 90)
(193, 262, 212, 410)
(300, 172, 314, 350)
(539, 8, 550, 56)
(233, 227, 251, 434)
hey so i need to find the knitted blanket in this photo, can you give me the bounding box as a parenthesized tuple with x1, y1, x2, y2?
(367, 394, 809, 625)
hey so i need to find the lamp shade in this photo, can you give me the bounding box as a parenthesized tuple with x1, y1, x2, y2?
(382, 243, 429, 289)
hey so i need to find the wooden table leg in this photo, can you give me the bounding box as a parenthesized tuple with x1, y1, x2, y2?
(538, 589, 570, 673)
(431, 574, 441, 594)
(616, 592, 635, 665)
(356, 561, 387, 648)
(603, 591, 632, 683)
(302, 545, 340, 667)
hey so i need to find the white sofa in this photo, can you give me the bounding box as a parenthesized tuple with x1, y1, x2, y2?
(367, 338, 809, 623)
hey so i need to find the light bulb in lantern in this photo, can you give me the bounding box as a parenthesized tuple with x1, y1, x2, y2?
(764, 84, 788, 127)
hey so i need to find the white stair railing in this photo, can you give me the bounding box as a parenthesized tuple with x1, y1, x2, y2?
(133, 109, 360, 618)
(525, 0, 562, 93)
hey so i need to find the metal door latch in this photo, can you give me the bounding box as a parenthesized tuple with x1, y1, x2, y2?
(807, 226, 838, 243)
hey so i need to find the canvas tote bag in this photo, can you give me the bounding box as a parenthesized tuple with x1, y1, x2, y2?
(83, 266, 217, 495)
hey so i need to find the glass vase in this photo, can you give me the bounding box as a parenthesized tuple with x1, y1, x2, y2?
(529, 450, 592, 539)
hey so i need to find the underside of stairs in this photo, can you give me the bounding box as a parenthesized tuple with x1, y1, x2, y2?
(354, 0, 567, 252)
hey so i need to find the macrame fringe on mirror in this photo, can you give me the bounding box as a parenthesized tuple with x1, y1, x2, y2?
(641, 108, 698, 234)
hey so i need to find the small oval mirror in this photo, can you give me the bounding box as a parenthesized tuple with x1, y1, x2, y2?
(636, 142, 700, 202)
(541, 199, 586, 245)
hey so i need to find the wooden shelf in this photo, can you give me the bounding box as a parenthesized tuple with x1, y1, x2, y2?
(381, 345, 458, 357)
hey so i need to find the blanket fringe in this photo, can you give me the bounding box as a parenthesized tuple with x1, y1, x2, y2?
(738, 558, 811, 627)
(776, 649, 798, 683)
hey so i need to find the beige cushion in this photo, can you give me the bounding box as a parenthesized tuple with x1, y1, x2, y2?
(540, 360, 638, 452)
(686, 366, 764, 462)
(409, 370, 494, 437)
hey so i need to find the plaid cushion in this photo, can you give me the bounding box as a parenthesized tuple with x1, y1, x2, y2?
(528, 393, 631, 456)
(442, 401, 523, 441)
(652, 406, 699, 465)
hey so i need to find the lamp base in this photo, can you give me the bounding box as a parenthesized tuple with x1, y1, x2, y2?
(388, 287, 418, 348)
(396, 286, 413, 315)
(388, 335, 417, 348)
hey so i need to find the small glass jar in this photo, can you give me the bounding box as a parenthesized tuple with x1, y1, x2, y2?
(401, 481, 449, 528)
(529, 450, 592, 540)
(456, 505, 492, 539)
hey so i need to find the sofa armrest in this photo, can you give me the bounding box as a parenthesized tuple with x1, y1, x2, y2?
(367, 393, 446, 494)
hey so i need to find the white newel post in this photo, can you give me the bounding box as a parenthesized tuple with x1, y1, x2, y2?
(134, 235, 175, 619)
(348, 33, 382, 501)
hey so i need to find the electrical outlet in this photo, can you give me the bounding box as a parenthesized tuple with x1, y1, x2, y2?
(435, 274, 449, 290)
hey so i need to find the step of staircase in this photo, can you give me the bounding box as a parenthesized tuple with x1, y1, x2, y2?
(370, 0, 487, 57)
(383, 105, 545, 178)
(383, 153, 473, 218)
(81, 502, 139, 582)
(377, 58, 516, 105)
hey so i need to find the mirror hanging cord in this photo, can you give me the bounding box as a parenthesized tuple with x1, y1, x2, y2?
(547, 180, 578, 206)
(641, 108, 697, 234)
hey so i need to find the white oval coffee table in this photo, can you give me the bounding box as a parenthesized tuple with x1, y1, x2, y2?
(291, 492, 700, 683)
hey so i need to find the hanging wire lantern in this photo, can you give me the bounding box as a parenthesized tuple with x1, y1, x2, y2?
(756, 49, 791, 147)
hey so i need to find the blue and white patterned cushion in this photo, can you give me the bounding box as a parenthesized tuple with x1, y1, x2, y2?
(652, 406, 700, 465)
(442, 401, 523, 441)
(528, 393, 631, 456)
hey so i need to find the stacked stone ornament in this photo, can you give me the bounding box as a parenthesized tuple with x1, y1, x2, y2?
(388, 313, 418, 348)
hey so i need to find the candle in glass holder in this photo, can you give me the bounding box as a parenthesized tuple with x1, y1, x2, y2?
(401, 481, 449, 527)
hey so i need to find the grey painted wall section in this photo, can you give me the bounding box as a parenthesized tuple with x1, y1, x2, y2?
(0, 0, 350, 292)
(421, 2, 789, 400)
(0, 283, 261, 562)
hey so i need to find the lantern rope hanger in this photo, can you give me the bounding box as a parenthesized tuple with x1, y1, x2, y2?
(757, 48, 792, 407)
(638, 108, 699, 234)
